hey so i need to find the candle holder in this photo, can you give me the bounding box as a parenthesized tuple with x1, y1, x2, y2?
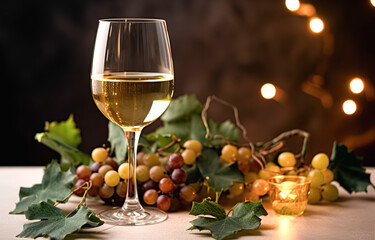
(268, 175, 311, 216)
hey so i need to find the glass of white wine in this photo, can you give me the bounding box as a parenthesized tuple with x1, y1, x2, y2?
(91, 18, 174, 225)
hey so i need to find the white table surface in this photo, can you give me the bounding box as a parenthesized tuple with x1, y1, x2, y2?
(1, 167, 374, 240)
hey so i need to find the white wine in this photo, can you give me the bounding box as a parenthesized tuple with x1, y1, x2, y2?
(91, 72, 174, 130)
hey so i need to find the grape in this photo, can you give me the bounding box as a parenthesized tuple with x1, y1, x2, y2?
(137, 152, 145, 165)
(183, 140, 202, 154)
(277, 152, 297, 167)
(258, 169, 272, 180)
(116, 181, 128, 198)
(149, 165, 165, 182)
(238, 161, 250, 174)
(244, 190, 260, 202)
(244, 172, 258, 184)
(221, 144, 237, 162)
(104, 170, 120, 187)
(321, 184, 339, 201)
(237, 147, 252, 163)
(287, 170, 297, 176)
(90, 172, 104, 187)
(91, 147, 108, 162)
(103, 157, 119, 170)
(136, 165, 150, 182)
(98, 164, 113, 177)
(179, 185, 197, 202)
(266, 164, 281, 174)
(142, 179, 158, 192)
(182, 149, 197, 165)
(88, 186, 100, 197)
(308, 187, 321, 204)
(248, 158, 262, 173)
(74, 179, 86, 196)
(168, 153, 184, 169)
(171, 169, 187, 184)
(298, 168, 308, 177)
(322, 169, 334, 184)
(159, 177, 174, 193)
(90, 162, 102, 173)
(76, 165, 92, 180)
(99, 184, 115, 199)
(157, 195, 171, 211)
(311, 153, 329, 170)
(142, 153, 160, 168)
(113, 194, 125, 206)
(252, 179, 269, 196)
(143, 189, 158, 205)
(229, 182, 244, 196)
(308, 169, 324, 187)
(118, 163, 133, 179)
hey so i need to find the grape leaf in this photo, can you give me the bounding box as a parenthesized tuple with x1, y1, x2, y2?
(196, 149, 243, 192)
(188, 200, 267, 240)
(161, 94, 203, 122)
(17, 201, 104, 240)
(329, 142, 375, 193)
(108, 121, 127, 163)
(44, 114, 82, 148)
(10, 161, 75, 214)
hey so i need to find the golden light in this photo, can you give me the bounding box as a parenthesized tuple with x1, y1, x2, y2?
(309, 17, 324, 33)
(371, 0, 375, 7)
(350, 78, 365, 94)
(261, 83, 277, 99)
(285, 0, 300, 12)
(343, 100, 357, 115)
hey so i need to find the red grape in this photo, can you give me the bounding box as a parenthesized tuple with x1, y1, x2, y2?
(157, 195, 171, 211)
(179, 185, 196, 202)
(143, 189, 158, 205)
(76, 165, 91, 180)
(159, 177, 174, 193)
(168, 153, 184, 169)
(90, 173, 104, 188)
(171, 169, 187, 184)
(99, 184, 115, 199)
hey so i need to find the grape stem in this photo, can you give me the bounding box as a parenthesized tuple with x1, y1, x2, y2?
(156, 135, 182, 153)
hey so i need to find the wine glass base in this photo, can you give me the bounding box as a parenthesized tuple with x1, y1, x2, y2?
(98, 207, 168, 226)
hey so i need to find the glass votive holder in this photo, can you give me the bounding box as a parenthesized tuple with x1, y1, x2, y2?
(268, 175, 311, 216)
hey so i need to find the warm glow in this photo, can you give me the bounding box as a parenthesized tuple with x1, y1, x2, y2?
(371, 0, 375, 7)
(350, 78, 364, 94)
(285, 0, 300, 11)
(261, 83, 277, 99)
(309, 17, 324, 33)
(343, 100, 357, 115)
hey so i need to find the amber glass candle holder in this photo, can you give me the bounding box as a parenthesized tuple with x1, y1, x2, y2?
(268, 175, 311, 216)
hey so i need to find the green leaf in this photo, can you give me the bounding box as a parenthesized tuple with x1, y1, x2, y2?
(17, 202, 103, 240)
(329, 142, 374, 193)
(188, 200, 267, 240)
(35, 133, 91, 168)
(196, 149, 243, 192)
(10, 161, 75, 214)
(161, 94, 203, 122)
(108, 121, 127, 163)
(44, 114, 82, 148)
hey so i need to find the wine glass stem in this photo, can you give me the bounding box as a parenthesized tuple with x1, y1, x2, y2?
(122, 130, 144, 213)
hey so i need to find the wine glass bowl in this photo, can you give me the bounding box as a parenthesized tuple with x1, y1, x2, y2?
(91, 18, 174, 225)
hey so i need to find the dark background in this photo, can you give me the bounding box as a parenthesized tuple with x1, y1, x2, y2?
(2, 0, 374, 166)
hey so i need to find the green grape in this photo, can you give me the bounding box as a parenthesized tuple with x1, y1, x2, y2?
(136, 165, 150, 182)
(221, 144, 238, 163)
(90, 173, 104, 188)
(287, 170, 297, 176)
(266, 164, 281, 174)
(321, 184, 339, 201)
(277, 152, 297, 167)
(142, 153, 160, 168)
(244, 172, 258, 184)
(182, 149, 197, 165)
(258, 169, 272, 180)
(143, 189, 158, 205)
(322, 169, 334, 184)
(244, 190, 260, 202)
(179, 185, 197, 202)
(149, 165, 165, 182)
(308, 169, 324, 187)
(104, 170, 120, 187)
(308, 187, 321, 204)
(118, 163, 133, 179)
(237, 147, 252, 163)
(311, 153, 329, 170)
(91, 147, 108, 162)
(252, 179, 269, 196)
(229, 182, 244, 196)
(98, 164, 113, 177)
(183, 140, 202, 154)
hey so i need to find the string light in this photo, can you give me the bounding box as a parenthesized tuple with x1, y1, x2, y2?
(309, 17, 324, 33)
(261, 83, 277, 99)
(342, 100, 357, 115)
(285, 0, 300, 12)
(350, 78, 365, 94)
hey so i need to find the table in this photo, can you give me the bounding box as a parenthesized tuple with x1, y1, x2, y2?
(1, 167, 374, 240)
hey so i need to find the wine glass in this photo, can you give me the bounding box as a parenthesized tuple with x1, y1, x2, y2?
(91, 18, 174, 225)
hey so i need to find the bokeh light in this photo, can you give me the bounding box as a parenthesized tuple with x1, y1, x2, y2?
(309, 17, 324, 33)
(350, 78, 364, 94)
(371, 0, 375, 7)
(342, 100, 357, 115)
(261, 83, 277, 99)
(285, 0, 300, 12)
